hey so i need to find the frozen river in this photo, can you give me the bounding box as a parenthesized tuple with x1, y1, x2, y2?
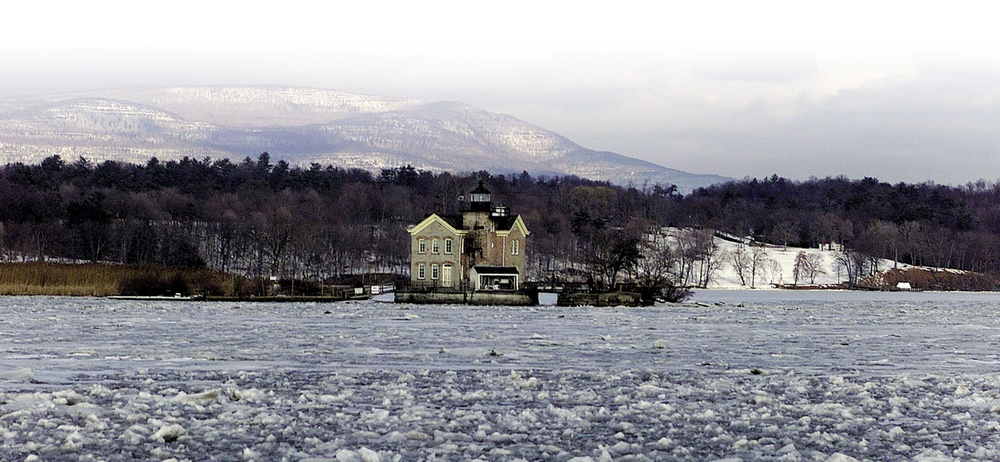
(3, 291, 1000, 460)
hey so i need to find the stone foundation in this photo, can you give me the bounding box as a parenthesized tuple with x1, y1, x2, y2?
(395, 290, 538, 306)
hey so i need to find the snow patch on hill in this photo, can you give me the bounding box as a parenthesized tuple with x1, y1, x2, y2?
(701, 233, 913, 290)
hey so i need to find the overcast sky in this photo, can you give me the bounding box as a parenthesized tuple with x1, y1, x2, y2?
(3, 1, 998, 185)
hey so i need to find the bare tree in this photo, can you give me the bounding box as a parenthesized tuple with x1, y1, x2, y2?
(582, 227, 644, 291)
(836, 250, 868, 286)
(792, 251, 827, 285)
(680, 228, 724, 289)
(695, 247, 727, 289)
(792, 251, 807, 285)
(731, 246, 771, 288)
(730, 247, 750, 287)
(770, 221, 797, 250)
(637, 232, 677, 287)
(804, 253, 825, 283)
(768, 258, 783, 284)
(747, 247, 770, 288)
(672, 228, 699, 287)
(898, 221, 925, 266)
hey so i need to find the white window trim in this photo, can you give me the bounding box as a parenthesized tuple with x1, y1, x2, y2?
(432, 238, 440, 254)
(418, 238, 426, 254)
(431, 264, 440, 280)
(417, 263, 426, 280)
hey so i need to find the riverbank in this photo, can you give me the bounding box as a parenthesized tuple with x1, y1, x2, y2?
(0, 262, 382, 302)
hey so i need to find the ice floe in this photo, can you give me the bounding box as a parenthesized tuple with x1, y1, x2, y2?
(0, 292, 999, 460)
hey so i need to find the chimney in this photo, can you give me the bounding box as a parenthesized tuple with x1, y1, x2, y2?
(434, 203, 442, 214)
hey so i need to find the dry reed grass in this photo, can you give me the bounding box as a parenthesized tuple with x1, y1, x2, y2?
(0, 263, 252, 296)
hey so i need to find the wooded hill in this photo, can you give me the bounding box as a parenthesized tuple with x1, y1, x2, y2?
(0, 154, 997, 289)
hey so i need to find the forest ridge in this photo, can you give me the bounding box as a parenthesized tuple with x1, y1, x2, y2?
(0, 154, 996, 286)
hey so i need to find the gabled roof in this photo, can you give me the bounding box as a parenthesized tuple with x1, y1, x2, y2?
(436, 214, 463, 229)
(408, 211, 529, 236)
(493, 214, 530, 236)
(407, 213, 468, 236)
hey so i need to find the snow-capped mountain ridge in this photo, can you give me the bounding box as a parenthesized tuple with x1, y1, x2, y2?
(0, 86, 731, 191)
(95, 86, 425, 127)
(36, 99, 214, 141)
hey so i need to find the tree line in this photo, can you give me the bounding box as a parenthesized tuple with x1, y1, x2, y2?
(684, 175, 1000, 280)
(0, 154, 998, 290)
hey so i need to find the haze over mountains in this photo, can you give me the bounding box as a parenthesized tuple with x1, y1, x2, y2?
(0, 86, 730, 191)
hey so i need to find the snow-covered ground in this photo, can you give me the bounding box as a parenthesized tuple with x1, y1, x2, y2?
(705, 237, 908, 289)
(4, 292, 1000, 461)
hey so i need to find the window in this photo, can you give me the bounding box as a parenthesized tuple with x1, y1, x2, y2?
(417, 263, 426, 280)
(512, 239, 519, 255)
(418, 239, 426, 254)
(432, 239, 440, 254)
(445, 238, 453, 254)
(431, 264, 440, 280)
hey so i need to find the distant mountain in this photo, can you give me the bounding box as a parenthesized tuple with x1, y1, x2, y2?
(0, 86, 730, 191)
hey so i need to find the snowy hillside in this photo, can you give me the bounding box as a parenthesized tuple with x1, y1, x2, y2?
(0, 86, 731, 191)
(95, 86, 425, 127)
(695, 233, 911, 290)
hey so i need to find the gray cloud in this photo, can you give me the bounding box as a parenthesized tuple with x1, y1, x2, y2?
(619, 68, 1000, 184)
(692, 51, 820, 83)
